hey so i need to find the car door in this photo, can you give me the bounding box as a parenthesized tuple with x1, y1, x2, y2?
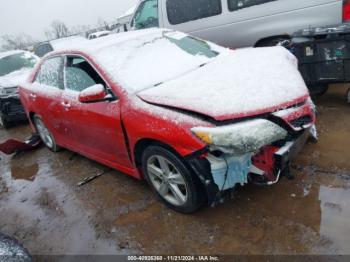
(61, 55, 132, 168)
(31, 56, 66, 142)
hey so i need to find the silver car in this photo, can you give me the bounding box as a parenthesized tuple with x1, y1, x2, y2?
(130, 0, 343, 48)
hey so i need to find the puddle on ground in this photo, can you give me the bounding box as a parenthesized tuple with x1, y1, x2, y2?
(110, 167, 350, 255)
(319, 185, 350, 253)
(0, 150, 128, 255)
(10, 162, 39, 182)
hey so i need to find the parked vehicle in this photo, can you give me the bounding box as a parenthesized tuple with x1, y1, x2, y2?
(114, 4, 138, 32)
(19, 29, 316, 213)
(130, 0, 343, 48)
(292, 22, 350, 96)
(34, 35, 87, 57)
(88, 31, 110, 40)
(0, 50, 39, 128)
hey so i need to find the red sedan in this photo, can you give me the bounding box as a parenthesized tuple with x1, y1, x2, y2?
(19, 29, 316, 213)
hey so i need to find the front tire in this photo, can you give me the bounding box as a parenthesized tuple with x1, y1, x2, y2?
(33, 115, 60, 152)
(142, 145, 204, 213)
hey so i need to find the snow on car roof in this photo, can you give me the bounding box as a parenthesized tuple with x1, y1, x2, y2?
(117, 3, 137, 21)
(75, 28, 167, 52)
(89, 31, 110, 38)
(57, 28, 226, 92)
(50, 35, 88, 50)
(49, 28, 164, 55)
(123, 4, 137, 17)
(0, 50, 26, 60)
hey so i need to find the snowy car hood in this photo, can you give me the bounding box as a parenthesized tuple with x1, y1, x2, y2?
(137, 47, 309, 121)
(0, 68, 32, 88)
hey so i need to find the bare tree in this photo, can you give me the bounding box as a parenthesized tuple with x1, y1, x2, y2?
(70, 24, 93, 35)
(1, 34, 35, 51)
(97, 18, 110, 30)
(45, 20, 70, 40)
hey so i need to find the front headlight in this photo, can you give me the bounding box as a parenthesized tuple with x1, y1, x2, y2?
(191, 130, 213, 145)
(192, 119, 288, 154)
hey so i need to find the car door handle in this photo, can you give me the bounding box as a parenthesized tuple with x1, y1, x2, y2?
(61, 102, 71, 109)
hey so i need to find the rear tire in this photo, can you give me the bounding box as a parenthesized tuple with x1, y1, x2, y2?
(33, 115, 60, 152)
(141, 145, 204, 213)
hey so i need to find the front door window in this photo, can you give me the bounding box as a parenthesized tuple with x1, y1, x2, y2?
(133, 0, 159, 30)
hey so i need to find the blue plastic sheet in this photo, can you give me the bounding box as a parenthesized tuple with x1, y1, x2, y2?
(208, 153, 252, 191)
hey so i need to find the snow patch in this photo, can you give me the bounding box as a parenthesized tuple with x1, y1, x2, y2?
(79, 84, 105, 97)
(192, 119, 287, 154)
(139, 46, 308, 120)
(0, 68, 33, 88)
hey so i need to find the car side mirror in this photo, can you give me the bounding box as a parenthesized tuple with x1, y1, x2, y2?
(78, 84, 107, 103)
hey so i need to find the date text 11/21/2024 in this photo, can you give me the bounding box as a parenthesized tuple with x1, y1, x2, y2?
(127, 256, 220, 261)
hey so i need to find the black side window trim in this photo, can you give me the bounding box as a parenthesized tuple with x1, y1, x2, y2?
(227, 0, 278, 12)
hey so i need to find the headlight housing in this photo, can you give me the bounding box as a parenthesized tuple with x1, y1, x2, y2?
(192, 119, 288, 154)
(0, 86, 18, 96)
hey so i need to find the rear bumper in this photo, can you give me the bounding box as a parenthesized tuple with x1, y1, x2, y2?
(0, 95, 27, 122)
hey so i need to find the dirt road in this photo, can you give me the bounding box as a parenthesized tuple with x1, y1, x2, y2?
(0, 85, 349, 255)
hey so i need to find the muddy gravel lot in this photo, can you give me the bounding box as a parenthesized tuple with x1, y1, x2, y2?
(0, 85, 350, 255)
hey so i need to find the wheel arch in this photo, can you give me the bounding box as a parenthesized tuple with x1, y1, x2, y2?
(28, 111, 37, 131)
(133, 138, 183, 170)
(254, 34, 291, 47)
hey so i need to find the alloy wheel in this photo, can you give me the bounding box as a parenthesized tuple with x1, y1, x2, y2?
(35, 117, 54, 149)
(147, 155, 188, 207)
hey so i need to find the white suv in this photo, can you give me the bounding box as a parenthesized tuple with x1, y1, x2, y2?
(130, 0, 344, 48)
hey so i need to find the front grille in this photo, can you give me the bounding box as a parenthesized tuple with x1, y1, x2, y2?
(2, 98, 25, 116)
(290, 115, 312, 129)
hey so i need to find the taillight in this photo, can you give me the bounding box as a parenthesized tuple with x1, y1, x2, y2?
(343, 0, 350, 22)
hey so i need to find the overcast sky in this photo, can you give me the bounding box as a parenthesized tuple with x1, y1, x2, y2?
(0, 0, 138, 41)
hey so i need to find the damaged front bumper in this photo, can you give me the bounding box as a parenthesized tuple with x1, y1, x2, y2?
(187, 128, 312, 206)
(274, 129, 310, 172)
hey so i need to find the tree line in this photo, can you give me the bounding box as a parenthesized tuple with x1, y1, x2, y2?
(1, 19, 110, 51)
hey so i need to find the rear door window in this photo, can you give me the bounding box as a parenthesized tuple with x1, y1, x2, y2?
(35, 56, 63, 89)
(228, 0, 277, 12)
(166, 0, 222, 25)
